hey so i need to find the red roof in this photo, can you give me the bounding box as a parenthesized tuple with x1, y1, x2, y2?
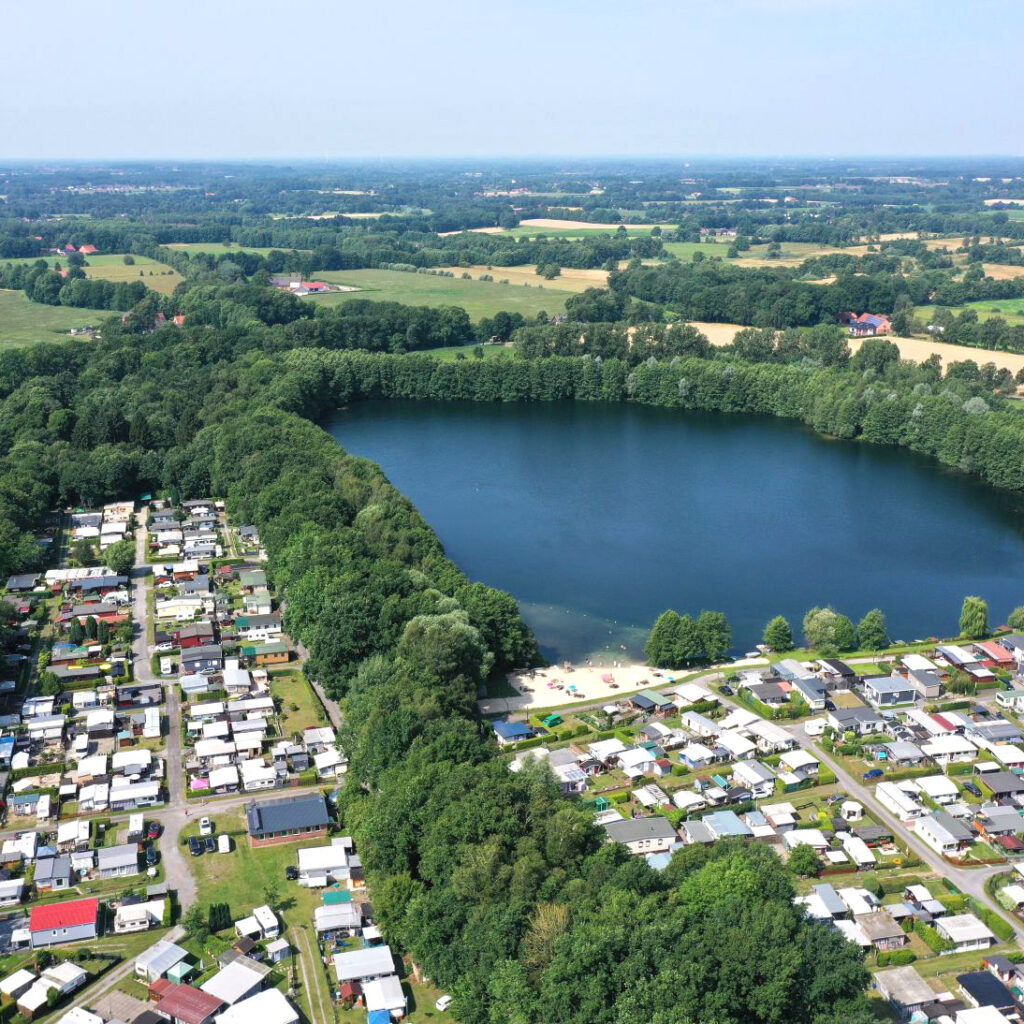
(156, 984, 225, 1024)
(78, 244, 98, 254)
(29, 897, 98, 931)
(64, 244, 76, 252)
(300, 281, 326, 289)
(976, 641, 1013, 662)
(931, 714, 956, 732)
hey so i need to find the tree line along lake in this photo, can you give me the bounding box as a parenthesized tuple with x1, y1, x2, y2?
(327, 400, 1024, 664)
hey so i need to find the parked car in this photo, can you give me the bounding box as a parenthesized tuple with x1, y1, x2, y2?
(147, 822, 161, 839)
(199, 817, 213, 837)
(862, 768, 884, 780)
(188, 837, 203, 857)
(436, 995, 453, 1013)
(204, 836, 217, 854)
(826, 792, 848, 805)
(146, 846, 160, 866)
(720, 685, 734, 696)
(964, 782, 983, 797)
(286, 866, 299, 881)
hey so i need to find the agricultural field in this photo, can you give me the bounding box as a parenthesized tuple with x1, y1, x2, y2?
(165, 242, 304, 256)
(306, 268, 568, 319)
(0, 253, 183, 295)
(0, 288, 110, 347)
(916, 298, 1024, 326)
(83, 254, 183, 295)
(661, 240, 734, 260)
(438, 264, 609, 292)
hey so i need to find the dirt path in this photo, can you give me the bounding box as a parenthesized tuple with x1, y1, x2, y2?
(295, 925, 333, 1023)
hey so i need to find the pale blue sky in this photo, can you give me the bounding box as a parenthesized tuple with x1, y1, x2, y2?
(2, 0, 1020, 159)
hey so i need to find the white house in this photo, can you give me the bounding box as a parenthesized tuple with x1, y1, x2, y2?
(875, 782, 923, 822)
(935, 914, 996, 952)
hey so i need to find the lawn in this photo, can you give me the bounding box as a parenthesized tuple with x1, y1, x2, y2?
(273, 670, 330, 737)
(0, 289, 111, 348)
(423, 343, 513, 362)
(306, 269, 568, 319)
(185, 807, 333, 1023)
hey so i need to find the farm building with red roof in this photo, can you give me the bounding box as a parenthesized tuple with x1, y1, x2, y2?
(78, 244, 98, 255)
(29, 897, 99, 947)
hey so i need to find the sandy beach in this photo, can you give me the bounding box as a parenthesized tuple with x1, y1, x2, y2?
(478, 657, 768, 716)
(479, 663, 671, 716)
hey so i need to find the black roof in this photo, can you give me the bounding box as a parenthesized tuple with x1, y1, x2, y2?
(246, 792, 331, 837)
(821, 658, 855, 676)
(957, 971, 1016, 1010)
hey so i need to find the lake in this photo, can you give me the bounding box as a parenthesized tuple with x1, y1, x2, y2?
(327, 400, 1024, 663)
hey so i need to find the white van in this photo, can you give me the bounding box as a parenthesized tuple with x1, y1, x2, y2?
(159, 658, 174, 676)
(218, 834, 231, 854)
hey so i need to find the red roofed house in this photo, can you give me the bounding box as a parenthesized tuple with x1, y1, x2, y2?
(64, 244, 76, 253)
(173, 315, 186, 328)
(78, 244, 98, 255)
(839, 312, 891, 337)
(29, 897, 99, 947)
(975, 641, 1016, 669)
(153, 983, 225, 1024)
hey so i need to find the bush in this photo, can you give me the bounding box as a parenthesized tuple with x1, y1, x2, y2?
(877, 949, 917, 966)
(914, 920, 953, 953)
(671, 764, 689, 777)
(573, 725, 589, 737)
(609, 791, 630, 805)
(947, 761, 975, 776)
(817, 766, 836, 785)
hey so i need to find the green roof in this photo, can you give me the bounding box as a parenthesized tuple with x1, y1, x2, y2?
(241, 641, 290, 655)
(637, 689, 673, 707)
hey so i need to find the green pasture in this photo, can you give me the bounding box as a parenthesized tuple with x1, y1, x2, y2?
(0, 289, 110, 347)
(306, 268, 568, 319)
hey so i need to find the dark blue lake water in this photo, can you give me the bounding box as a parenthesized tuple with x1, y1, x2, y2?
(327, 400, 1024, 663)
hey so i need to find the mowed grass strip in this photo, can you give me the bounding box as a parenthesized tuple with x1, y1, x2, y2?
(0, 289, 111, 347)
(307, 268, 568, 319)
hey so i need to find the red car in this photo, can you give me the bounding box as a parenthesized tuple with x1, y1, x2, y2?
(146, 822, 161, 839)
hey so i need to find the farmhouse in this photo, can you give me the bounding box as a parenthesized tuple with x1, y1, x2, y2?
(840, 311, 891, 336)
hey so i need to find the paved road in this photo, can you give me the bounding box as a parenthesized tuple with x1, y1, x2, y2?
(693, 676, 1024, 945)
(131, 515, 197, 909)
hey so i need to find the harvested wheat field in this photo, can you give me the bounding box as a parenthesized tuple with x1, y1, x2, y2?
(982, 263, 1024, 280)
(438, 226, 507, 236)
(688, 320, 1024, 375)
(517, 217, 672, 232)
